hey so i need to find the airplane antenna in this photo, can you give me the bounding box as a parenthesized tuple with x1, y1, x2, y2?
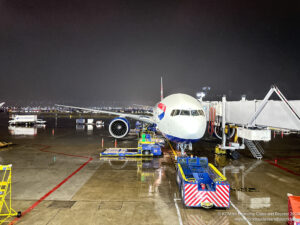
(160, 76, 164, 101)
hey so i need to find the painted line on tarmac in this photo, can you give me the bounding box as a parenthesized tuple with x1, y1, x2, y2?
(168, 140, 178, 158)
(265, 158, 300, 176)
(230, 200, 252, 225)
(174, 199, 184, 225)
(9, 145, 93, 225)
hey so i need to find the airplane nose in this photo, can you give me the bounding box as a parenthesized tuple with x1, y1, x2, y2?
(182, 118, 206, 139)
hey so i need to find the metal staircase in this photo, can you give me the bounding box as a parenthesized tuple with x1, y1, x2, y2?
(253, 141, 264, 154)
(244, 140, 264, 159)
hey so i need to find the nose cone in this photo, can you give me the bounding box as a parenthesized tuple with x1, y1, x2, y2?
(185, 118, 206, 140)
(173, 117, 206, 141)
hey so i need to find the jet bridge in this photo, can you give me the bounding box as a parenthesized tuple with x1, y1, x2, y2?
(201, 85, 300, 159)
(225, 100, 300, 131)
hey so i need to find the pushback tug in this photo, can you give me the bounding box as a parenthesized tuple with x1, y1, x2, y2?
(176, 156, 230, 208)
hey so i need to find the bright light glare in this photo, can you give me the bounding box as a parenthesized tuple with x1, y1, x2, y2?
(196, 92, 206, 98)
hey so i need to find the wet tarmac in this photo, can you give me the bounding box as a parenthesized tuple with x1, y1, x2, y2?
(0, 113, 299, 225)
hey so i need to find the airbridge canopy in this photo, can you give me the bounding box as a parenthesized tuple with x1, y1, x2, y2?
(226, 100, 300, 131)
(203, 100, 300, 131)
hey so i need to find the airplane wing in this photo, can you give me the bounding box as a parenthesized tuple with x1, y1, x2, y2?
(55, 104, 154, 124)
(0, 102, 5, 107)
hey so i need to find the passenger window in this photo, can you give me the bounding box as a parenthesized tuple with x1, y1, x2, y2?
(180, 110, 190, 116)
(191, 110, 199, 116)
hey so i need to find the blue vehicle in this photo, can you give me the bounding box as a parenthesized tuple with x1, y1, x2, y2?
(100, 132, 162, 157)
(176, 157, 230, 208)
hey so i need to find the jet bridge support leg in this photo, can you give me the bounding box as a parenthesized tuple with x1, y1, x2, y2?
(221, 95, 227, 148)
(179, 143, 186, 156)
(218, 95, 245, 159)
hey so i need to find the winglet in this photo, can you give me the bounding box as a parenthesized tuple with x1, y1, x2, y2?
(160, 77, 164, 101)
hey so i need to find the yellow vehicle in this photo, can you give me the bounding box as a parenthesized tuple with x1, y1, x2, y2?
(0, 165, 21, 223)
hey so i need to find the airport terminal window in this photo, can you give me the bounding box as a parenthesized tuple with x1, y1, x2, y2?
(180, 110, 190, 116)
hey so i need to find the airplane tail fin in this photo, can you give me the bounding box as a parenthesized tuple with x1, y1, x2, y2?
(160, 77, 164, 101)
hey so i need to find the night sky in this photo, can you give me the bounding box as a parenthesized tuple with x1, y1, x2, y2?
(0, 0, 299, 106)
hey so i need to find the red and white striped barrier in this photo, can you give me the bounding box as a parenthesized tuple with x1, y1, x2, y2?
(184, 183, 230, 208)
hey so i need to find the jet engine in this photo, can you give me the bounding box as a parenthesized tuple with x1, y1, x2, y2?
(109, 117, 130, 138)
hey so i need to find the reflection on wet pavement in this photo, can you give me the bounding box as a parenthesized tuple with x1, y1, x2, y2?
(0, 114, 299, 224)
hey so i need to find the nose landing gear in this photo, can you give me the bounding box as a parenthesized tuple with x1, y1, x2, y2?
(177, 142, 193, 156)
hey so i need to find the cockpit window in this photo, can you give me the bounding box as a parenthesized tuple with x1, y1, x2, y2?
(170, 109, 204, 116)
(170, 110, 180, 116)
(174, 110, 180, 116)
(191, 110, 199, 116)
(198, 110, 205, 116)
(180, 110, 190, 116)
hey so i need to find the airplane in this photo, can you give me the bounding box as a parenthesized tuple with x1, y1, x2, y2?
(56, 78, 207, 154)
(0, 102, 5, 108)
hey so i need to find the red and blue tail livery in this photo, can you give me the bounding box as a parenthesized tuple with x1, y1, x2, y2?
(157, 103, 166, 120)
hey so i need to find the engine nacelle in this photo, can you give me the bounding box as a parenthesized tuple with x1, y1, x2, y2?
(109, 117, 130, 138)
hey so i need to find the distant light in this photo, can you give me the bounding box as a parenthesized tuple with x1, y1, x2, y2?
(241, 95, 246, 101)
(196, 92, 206, 101)
(196, 92, 205, 97)
(197, 86, 211, 101)
(202, 87, 211, 92)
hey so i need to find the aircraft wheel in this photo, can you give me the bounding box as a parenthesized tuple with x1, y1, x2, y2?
(144, 150, 150, 155)
(230, 150, 240, 160)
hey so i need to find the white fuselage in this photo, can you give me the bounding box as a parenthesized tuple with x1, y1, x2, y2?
(153, 93, 207, 143)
